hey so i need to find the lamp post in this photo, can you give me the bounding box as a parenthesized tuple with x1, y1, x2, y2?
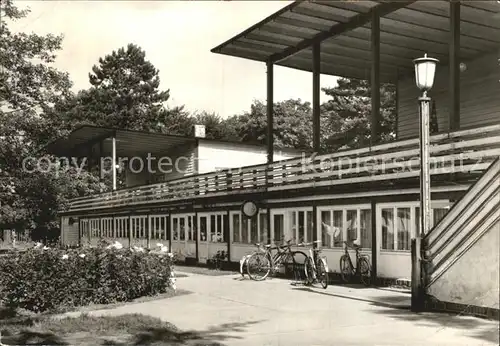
(411, 53, 438, 312)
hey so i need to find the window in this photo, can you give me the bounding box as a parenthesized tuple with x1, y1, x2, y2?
(307, 211, 313, 243)
(210, 215, 217, 242)
(231, 211, 267, 244)
(285, 210, 314, 243)
(172, 218, 178, 241)
(320, 207, 374, 249)
(232, 214, 240, 243)
(209, 214, 224, 243)
(273, 214, 284, 243)
(250, 217, 258, 243)
(397, 208, 411, 250)
(433, 208, 448, 226)
(321, 210, 332, 247)
(150, 216, 167, 240)
(381, 208, 394, 250)
(242, 218, 249, 243)
(333, 211, 344, 247)
(199, 216, 207, 241)
(380, 202, 450, 251)
(360, 210, 372, 248)
(346, 210, 358, 243)
(179, 218, 185, 241)
(187, 216, 194, 241)
(259, 213, 268, 243)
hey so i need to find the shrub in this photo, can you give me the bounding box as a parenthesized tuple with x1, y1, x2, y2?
(0, 243, 174, 313)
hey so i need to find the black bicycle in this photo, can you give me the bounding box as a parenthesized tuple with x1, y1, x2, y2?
(299, 240, 329, 289)
(246, 239, 307, 281)
(339, 241, 371, 286)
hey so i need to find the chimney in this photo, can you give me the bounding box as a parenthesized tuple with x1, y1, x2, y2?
(193, 124, 206, 138)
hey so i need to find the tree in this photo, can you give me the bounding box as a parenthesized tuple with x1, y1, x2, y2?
(51, 43, 171, 132)
(159, 108, 239, 141)
(321, 78, 396, 150)
(234, 99, 314, 150)
(0, 1, 104, 238)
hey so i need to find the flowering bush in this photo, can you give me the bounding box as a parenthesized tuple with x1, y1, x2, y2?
(0, 242, 175, 313)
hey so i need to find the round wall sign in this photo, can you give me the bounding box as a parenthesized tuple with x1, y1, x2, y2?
(241, 200, 258, 218)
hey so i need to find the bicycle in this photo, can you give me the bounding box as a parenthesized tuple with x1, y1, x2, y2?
(239, 242, 268, 277)
(246, 239, 307, 282)
(299, 240, 329, 289)
(339, 241, 371, 286)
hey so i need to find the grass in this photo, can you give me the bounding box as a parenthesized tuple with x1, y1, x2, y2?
(0, 312, 226, 345)
(0, 287, 201, 346)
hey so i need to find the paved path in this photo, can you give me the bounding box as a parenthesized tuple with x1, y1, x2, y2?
(76, 271, 499, 345)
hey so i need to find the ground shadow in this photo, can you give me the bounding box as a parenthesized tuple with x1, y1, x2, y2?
(103, 320, 264, 346)
(290, 286, 410, 309)
(3, 330, 69, 345)
(369, 306, 500, 344)
(0, 308, 68, 345)
(1, 306, 263, 345)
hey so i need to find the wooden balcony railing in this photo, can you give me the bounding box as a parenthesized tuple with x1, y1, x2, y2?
(67, 123, 500, 213)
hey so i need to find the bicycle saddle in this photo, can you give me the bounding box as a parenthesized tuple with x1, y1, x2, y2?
(254, 243, 272, 248)
(343, 241, 362, 250)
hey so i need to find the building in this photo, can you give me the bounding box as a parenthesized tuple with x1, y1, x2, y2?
(52, 1, 499, 317)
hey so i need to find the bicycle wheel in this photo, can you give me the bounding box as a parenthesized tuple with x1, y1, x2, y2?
(316, 257, 329, 289)
(359, 257, 372, 287)
(303, 256, 315, 286)
(339, 255, 353, 283)
(282, 251, 308, 281)
(246, 253, 271, 281)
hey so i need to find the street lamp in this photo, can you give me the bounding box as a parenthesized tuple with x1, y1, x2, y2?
(413, 53, 439, 237)
(411, 53, 438, 312)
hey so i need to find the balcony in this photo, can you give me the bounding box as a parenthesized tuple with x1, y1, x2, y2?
(67, 123, 500, 214)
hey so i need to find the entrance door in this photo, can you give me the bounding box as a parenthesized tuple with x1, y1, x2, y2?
(197, 212, 227, 263)
(171, 213, 195, 259)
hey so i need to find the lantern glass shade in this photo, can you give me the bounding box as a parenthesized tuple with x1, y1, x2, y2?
(413, 54, 439, 92)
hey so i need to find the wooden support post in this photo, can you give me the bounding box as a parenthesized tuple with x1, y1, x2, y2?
(267, 61, 274, 164)
(194, 212, 199, 263)
(371, 200, 377, 284)
(112, 136, 117, 191)
(395, 69, 400, 139)
(312, 43, 321, 154)
(225, 210, 231, 263)
(312, 204, 318, 246)
(128, 215, 132, 249)
(147, 214, 151, 250)
(167, 215, 172, 252)
(411, 237, 424, 312)
(267, 207, 271, 245)
(87, 145, 92, 173)
(98, 140, 103, 183)
(449, 1, 460, 131)
(370, 9, 381, 144)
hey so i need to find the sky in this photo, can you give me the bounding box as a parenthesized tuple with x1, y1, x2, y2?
(8, 1, 338, 118)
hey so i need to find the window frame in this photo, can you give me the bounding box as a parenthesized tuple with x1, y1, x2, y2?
(317, 204, 372, 250)
(377, 200, 451, 253)
(229, 210, 267, 244)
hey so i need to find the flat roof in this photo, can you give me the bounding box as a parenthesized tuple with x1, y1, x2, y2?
(211, 1, 500, 82)
(44, 125, 306, 157)
(45, 125, 196, 157)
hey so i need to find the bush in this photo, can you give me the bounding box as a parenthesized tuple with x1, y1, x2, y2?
(0, 243, 175, 313)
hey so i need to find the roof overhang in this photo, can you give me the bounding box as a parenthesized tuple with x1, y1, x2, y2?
(211, 1, 500, 83)
(44, 126, 196, 158)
